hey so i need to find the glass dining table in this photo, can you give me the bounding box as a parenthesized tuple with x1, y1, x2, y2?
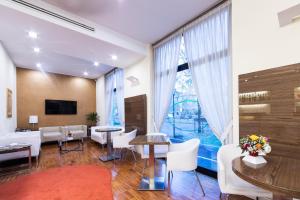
(129, 135, 170, 191)
(95, 127, 122, 162)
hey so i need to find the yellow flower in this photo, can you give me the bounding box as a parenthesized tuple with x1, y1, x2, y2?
(249, 134, 259, 141)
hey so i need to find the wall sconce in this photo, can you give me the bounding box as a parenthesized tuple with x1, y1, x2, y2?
(126, 76, 140, 87)
(278, 3, 300, 27)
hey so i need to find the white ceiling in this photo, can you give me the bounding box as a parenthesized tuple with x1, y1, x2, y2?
(0, 1, 146, 79)
(42, 0, 219, 43)
(0, 0, 218, 79)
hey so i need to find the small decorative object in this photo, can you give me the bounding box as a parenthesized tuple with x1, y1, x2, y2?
(240, 134, 271, 165)
(126, 76, 140, 87)
(86, 112, 99, 126)
(6, 89, 12, 118)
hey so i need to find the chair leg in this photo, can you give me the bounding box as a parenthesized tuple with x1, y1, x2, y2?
(256, 197, 259, 200)
(194, 170, 205, 196)
(171, 171, 173, 180)
(113, 149, 116, 165)
(219, 192, 222, 200)
(168, 171, 171, 197)
(131, 149, 137, 161)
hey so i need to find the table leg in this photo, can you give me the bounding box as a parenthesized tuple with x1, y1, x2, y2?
(138, 144, 165, 191)
(99, 131, 120, 162)
(28, 147, 32, 168)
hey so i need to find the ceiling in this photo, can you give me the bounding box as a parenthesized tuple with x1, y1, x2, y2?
(0, 1, 146, 79)
(42, 0, 219, 44)
(0, 0, 218, 79)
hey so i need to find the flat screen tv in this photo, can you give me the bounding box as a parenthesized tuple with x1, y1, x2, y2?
(45, 100, 77, 115)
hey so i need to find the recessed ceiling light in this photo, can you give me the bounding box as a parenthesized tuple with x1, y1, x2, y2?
(83, 71, 88, 76)
(33, 47, 40, 53)
(94, 61, 99, 66)
(111, 55, 118, 60)
(28, 31, 38, 39)
(36, 63, 41, 68)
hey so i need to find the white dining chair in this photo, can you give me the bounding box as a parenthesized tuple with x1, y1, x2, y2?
(135, 132, 170, 175)
(91, 125, 124, 148)
(217, 144, 272, 200)
(166, 138, 205, 197)
(112, 129, 137, 162)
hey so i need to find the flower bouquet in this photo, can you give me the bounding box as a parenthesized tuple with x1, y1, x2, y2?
(239, 134, 271, 165)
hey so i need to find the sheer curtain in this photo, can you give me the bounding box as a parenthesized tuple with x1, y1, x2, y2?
(105, 71, 115, 125)
(183, 4, 232, 144)
(154, 34, 181, 132)
(115, 68, 125, 126)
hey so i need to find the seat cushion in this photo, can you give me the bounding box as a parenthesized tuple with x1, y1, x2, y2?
(43, 132, 62, 138)
(41, 127, 60, 133)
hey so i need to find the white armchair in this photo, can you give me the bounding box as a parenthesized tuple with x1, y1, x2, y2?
(91, 126, 124, 148)
(217, 144, 272, 200)
(113, 129, 137, 162)
(166, 138, 205, 196)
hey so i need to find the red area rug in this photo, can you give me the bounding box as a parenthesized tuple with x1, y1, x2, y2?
(0, 165, 113, 200)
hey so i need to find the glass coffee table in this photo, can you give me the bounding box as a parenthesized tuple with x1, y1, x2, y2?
(59, 134, 84, 154)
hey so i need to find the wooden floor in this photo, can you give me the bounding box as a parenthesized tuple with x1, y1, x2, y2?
(0, 139, 251, 200)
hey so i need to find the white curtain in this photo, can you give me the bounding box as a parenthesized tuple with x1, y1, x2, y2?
(183, 4, 232, 144)
(105, 71, 115, 125)
(154, 34, 181, 132)
(115, 68, 125, 126)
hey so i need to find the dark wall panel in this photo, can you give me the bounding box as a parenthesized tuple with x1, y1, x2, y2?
(125, 94, 147, 135)
(239, 63, 300, 159)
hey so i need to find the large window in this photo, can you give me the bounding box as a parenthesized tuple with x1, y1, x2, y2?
(111, 90, 121, 126)
(160, 39, 221, 172)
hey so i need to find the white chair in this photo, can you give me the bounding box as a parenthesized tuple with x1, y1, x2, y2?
(217, 144, 272, 200)
(112, 129, 137, 162)
(91, 125, 124, 148)
(135, 132, 170, 174)
(166, 138, 205, 196)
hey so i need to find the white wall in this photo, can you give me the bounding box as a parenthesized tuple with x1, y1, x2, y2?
(0, 42, 17, 134)
(231, 0, 300, 144)
(124, 45, 153, 132)
(96, 45, 154, 130)
(96, 76, 106, 125)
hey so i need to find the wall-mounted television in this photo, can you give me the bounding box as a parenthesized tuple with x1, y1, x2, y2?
(45, 99, 77, 115)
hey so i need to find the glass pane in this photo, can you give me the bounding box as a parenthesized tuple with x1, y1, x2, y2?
(161, 39, 221, 171)
(111, 92, 121, 126)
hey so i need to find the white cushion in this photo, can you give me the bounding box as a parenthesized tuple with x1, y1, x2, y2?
(43, 132, 62, 138)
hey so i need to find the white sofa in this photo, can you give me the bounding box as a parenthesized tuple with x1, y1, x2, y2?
(91, 126, 124, 147)
(0, 131, 41, 162)
(40, 125, 87, 143)
(39, 126, 64, 143)
(62, 125, 87, 140)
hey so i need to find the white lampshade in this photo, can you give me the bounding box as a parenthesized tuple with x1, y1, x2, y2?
(29, 115, 38, 124)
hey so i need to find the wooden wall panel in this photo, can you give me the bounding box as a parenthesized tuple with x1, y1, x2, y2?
(125, 94, 147, 135)
(17, 68, 96, 130)
(239, 63, 300, 159)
